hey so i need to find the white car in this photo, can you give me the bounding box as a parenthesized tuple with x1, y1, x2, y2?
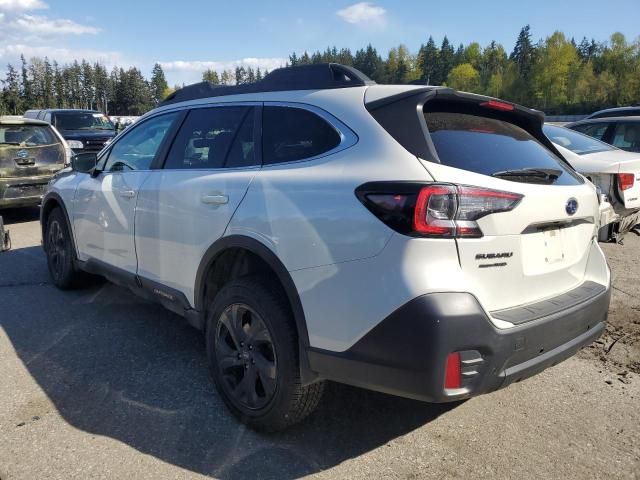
(544, 124, 640, 242)
(40, 64, 611, 431)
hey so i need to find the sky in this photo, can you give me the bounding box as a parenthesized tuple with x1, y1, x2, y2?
(0, 0, 639, 85)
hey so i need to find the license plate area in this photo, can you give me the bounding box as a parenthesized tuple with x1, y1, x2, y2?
(3, 183, 45, 199)
(543, 229, 564, 264)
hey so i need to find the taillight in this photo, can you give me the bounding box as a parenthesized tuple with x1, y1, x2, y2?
(356, 183, 523, 238)
(618, 173, 635, 191)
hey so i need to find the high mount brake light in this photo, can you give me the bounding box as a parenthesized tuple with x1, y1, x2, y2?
(480, 100, 515, 112)
(356, 183, 523, 238)
(618, 173, 635, 191)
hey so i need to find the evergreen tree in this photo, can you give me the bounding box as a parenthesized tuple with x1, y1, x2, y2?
(353, 44, 383, 81)
(202, 69, 220, 84)
(150, 63, 169, 105)
(436, 36, 455, 84)
(510, 25, 536, 78)
(2, 64, 22, 114)
(418, 36, 439, 84)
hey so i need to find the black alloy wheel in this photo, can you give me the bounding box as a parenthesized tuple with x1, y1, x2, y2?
(215, 303, 278, 410)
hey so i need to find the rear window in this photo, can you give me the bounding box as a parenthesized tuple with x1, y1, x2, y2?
(0, 125, 59, 147)
(53, 112, 115, 131)
(543, 124, 614, 155)
(425, 112, 582, 186)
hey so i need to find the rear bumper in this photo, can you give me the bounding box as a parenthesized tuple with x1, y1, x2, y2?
(308, 285, 610, 402)
(0, 176, 51, 208)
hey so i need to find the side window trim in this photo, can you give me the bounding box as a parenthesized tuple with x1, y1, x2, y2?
(159, 102, 263, 171)
(261, 102, 358, 167)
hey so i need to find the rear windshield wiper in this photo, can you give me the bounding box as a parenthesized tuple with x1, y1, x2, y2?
(0, 142, 22, 146)
(492, 168, 563, 181)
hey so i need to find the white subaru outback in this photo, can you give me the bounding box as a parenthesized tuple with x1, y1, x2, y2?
(41, 64, 611, 431)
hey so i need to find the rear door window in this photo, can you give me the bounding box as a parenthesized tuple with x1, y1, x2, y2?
(610, 123, 640, 152)
(262, 106, 341, 165)
(425, 112, 581, 185)
(164, 106, 257, 169)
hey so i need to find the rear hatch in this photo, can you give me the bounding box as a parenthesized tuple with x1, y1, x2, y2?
(367, 89, 600, 313)
(0, 123, 66, 179)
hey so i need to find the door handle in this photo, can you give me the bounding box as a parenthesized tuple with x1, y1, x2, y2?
(201, 194, 229, 205)
(119, 190, 136, 198)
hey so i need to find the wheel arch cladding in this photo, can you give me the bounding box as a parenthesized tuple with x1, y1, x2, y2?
(195, 235, 317, 384)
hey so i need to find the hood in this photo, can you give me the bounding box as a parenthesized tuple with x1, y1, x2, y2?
(60, 129, 116, 140)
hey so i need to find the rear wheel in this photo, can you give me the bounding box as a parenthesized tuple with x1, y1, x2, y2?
(45, 208, 83, 289)
(206, 276, 324, 431)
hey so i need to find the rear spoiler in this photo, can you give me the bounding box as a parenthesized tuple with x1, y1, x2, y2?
(365, 88, 567, 166)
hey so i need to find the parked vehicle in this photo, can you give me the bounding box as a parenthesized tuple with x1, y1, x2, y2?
(585, 106, 640, 120)
(544, 124, 640, 242)
(24, 109, 116, 153)
(0, 116, 70, 209)
(40, 64, 611, 431)
(566, 117, 640, 153)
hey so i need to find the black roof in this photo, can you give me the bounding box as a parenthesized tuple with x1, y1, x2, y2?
(161, 63, 375, 106)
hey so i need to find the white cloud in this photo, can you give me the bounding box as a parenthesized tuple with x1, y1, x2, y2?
(0, 0, 47, 11)
(0, 44, 122, 67)
(11, 14, 99, 35)
(336, 2, 386, 27)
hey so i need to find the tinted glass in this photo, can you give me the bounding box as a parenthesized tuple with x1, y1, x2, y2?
(611, 123, 640, 152)
(263, 106, 340, 164)
(165, 107, 256, 169)
(54, 112, 115, 131)
(104, 112, 177, 172)
(425, 112, 581, 185)
(543, 124, 614, 155)
(570, 123, 609, 140)
(0, 125, 58, 146)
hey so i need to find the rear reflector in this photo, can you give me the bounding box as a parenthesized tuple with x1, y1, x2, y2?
(618, 173, 635, 191)
(480, 100, 514, 112)
(444, 352, 462, 389)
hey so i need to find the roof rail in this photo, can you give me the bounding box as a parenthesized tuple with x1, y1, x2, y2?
(161, 63, 375, 106)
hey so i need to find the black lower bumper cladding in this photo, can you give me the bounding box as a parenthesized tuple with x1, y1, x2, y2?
(308, 287, 610, 402)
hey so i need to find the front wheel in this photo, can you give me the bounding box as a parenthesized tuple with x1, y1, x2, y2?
(206, 276, 324, 431)
(45, 208, 83, 289)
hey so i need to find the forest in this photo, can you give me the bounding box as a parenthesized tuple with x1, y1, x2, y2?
(1, 26, 639, 116)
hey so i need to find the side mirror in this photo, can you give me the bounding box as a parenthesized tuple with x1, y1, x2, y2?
(71, 152, 98, 174)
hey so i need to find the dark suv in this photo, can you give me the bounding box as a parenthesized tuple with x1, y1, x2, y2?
(24, 109, 116, 153)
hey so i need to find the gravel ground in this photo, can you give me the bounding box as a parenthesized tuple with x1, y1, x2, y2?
(0, 207, 638, 480)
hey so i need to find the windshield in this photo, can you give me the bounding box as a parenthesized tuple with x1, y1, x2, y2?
(543, 124, 614, 155)
(53, 112, 115, 131)
(425, 112, 581, 185)
(0, 124, 59, 147)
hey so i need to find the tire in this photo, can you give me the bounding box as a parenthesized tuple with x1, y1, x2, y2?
(597, 223, 615, 243)
(44, 207, 83, 289)
(205, 275, 324, 431)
